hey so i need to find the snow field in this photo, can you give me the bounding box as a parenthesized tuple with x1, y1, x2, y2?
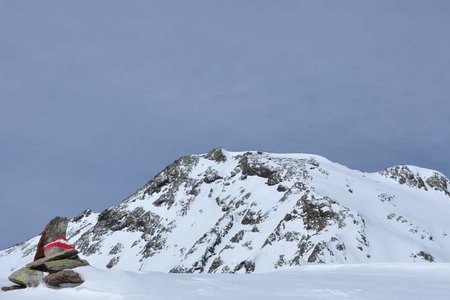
(1, 263, 450, 300)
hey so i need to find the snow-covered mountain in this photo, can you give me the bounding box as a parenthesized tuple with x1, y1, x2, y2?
(2, 149, 450, 274)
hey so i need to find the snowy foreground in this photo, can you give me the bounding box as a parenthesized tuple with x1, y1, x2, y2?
(2, 263, 450, 300)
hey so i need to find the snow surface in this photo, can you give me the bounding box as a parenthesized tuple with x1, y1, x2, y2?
(1, 264, 450, 299)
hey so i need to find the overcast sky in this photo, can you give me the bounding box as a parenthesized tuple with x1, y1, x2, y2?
(1, 0, 449, 249)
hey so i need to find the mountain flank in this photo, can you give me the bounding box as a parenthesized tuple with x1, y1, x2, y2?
(1, 148, 449, 273)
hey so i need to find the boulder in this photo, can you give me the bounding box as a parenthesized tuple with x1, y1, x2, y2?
(1, 285, 27, 292)
(8, 267, 44, 287)
(43, 270, 84, 288)
(34, 217, 69, 261)
(38, 258, 89, 272)
(27, 249, 79, 269)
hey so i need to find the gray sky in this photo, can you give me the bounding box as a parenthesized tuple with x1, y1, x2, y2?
(1, 0, 449, 249)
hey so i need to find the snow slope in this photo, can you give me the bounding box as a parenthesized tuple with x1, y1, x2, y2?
(1, 264, 450, 300)
(1, 149, 449, 274)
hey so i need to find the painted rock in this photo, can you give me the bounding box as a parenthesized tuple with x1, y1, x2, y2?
(34, 217, 69, 261)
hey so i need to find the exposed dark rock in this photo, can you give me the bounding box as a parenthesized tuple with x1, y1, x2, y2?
(203, 168, 223, 184)
(8, 267, 43, 287)
(307, 243, 326, 263)
(336, 243, 345, 251)
(72, 209, 92, 222)
(144, 155, 200, 199)
(106, 257, 120, 269)
(239, 155, 276, 179)
(414, 251, 435, 262)
(308, 158, 320, 167)
(380, 166, 428, 191)
(267, 172, 282, 186)
(145, 177, 170, 196)
(275, 255, 286, 269)
(139, 219, 172, 259)
(43, 270, 84, 288)
(188, 182, 201, 196)
(97, 208, 128, 231)
(169, 266, 193, 273)
(277, 185, 288, 192)
(283, 213, 293, 222)
(205, 148, 227, 163)
(152, 194, 172, 207)
(94, 207, 162, 236)
(262, 192, 367, 265)
(109, 243, 124, 255)
(241, 210, 262, 225)
(300, 196, 342, 231)
(378, 193, 396, 206)
(232, 260, 255, 273)
(426, 174, 450, 196)
(298, 239, 313, 257)
(172, 215, 234, 273)
(230, 230, 245, 243)
(417, 177, 426, 190)
(208, 257, 223, 273)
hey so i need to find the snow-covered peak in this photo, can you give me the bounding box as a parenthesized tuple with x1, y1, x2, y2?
(1, 149, 449, 274)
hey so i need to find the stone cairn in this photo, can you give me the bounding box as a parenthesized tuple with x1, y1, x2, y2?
(2, 217, 89, 292)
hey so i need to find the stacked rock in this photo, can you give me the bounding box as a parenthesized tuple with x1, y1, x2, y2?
(2, 217, 89, 292)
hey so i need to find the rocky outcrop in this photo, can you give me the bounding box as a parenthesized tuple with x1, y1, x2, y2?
(426, 173, 450, 196)
(380, 165, 450, 196)
(205, 148, 227, 163)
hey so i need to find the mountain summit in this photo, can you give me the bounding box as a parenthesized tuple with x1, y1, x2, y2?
(2, 149, 450, 273)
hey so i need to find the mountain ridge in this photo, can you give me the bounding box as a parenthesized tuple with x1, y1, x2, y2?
(1, 148, 449, 274)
